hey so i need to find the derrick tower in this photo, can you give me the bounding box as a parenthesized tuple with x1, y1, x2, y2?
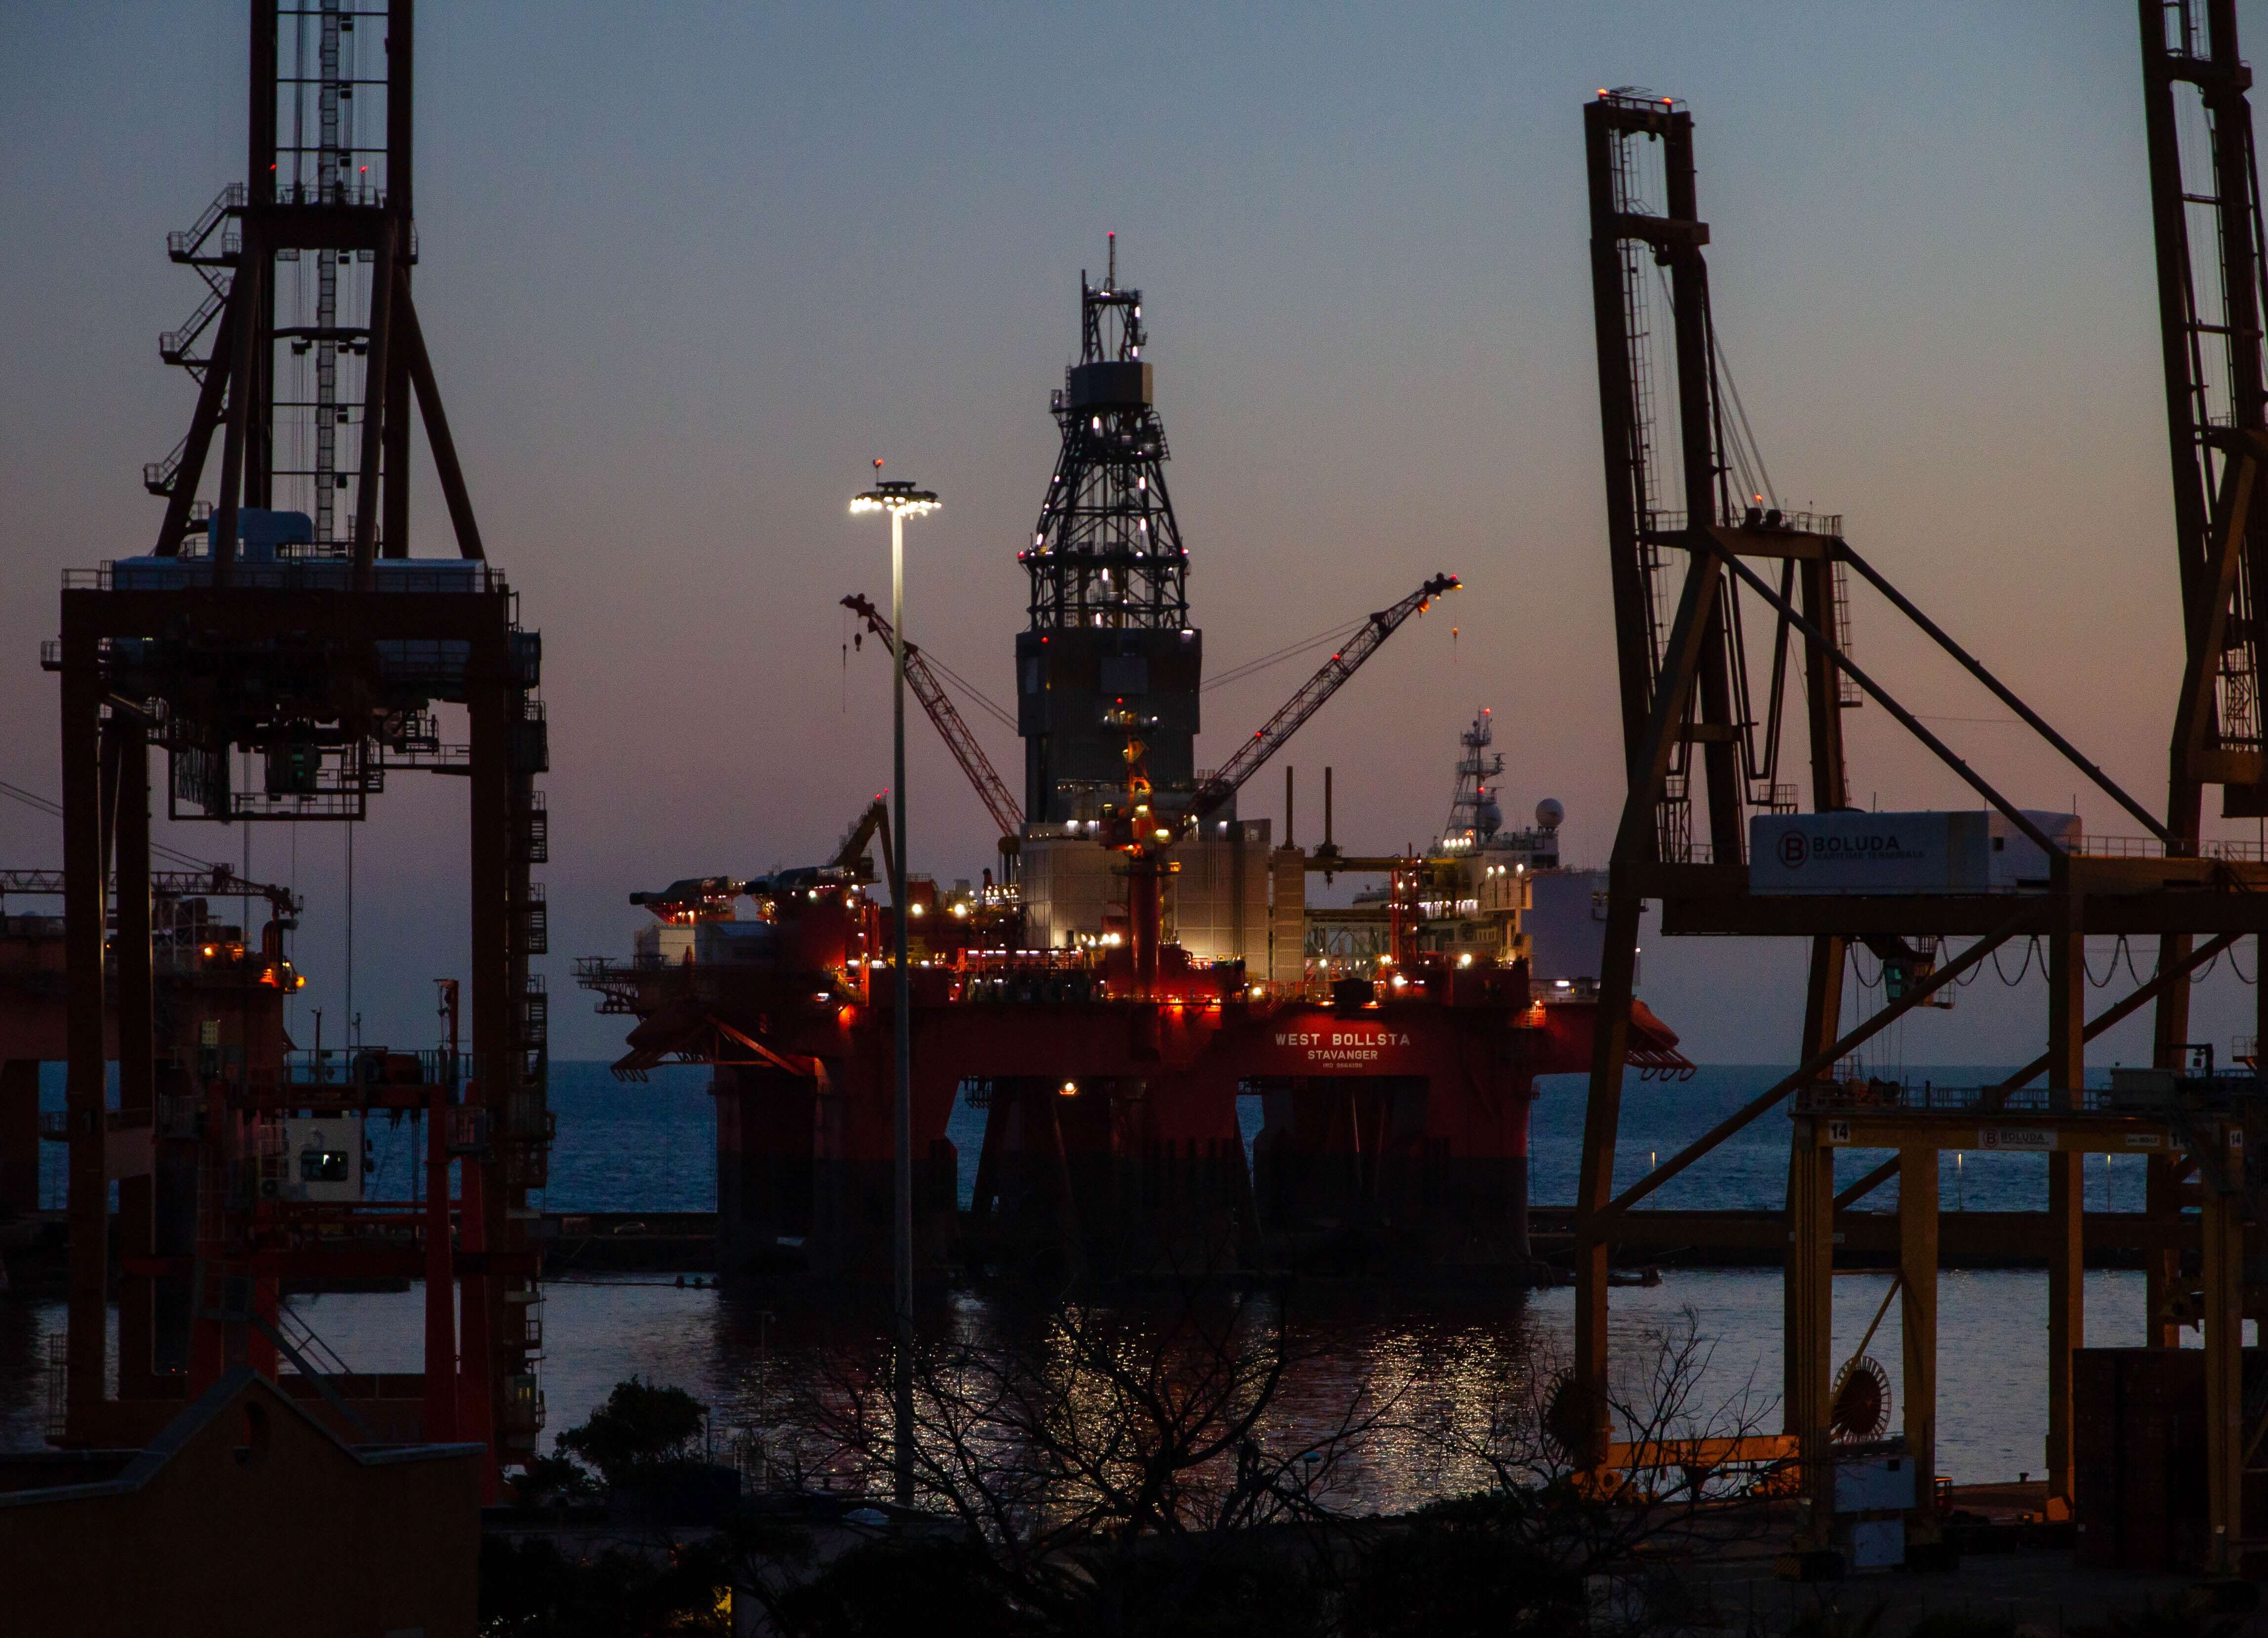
(1015, 238, 1204, 825)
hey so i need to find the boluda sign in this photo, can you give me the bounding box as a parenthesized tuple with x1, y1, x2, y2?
(1261, 1023, 1418, 1072)
(1749, 810, 2079, 896)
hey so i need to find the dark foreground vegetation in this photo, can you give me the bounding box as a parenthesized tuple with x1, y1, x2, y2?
(476, 1275, 1771, 1637)
(473, 1283, 2245, 1638)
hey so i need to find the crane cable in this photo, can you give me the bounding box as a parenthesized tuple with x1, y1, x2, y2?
(0, 776, 228, 873)
(1203, 615, 1371, 694)
(917, 604, 1381, 718)
(921, 651, 1017, 734)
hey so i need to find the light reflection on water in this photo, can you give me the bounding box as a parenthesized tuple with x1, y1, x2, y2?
(0, 1268, 2172, 1501)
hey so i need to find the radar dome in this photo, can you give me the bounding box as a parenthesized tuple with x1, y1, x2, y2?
(1535, 798, 1565, 831)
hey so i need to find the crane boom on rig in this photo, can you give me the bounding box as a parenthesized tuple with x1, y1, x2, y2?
(842, 570, 1456, 885)
(841, 594, 1025, 841)
(1185, 573, 1460, 829)
(1099, 570, 1460, 994)
(832, 796, 895, 885)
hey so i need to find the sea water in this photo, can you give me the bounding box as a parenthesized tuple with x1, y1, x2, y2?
(0, 1063, 2188, 1498)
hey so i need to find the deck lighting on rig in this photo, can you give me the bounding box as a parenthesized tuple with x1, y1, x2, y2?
(849, 461, 940, 1510)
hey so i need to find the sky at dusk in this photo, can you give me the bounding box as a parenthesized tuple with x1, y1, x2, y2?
(4, 1, 2264, 1068)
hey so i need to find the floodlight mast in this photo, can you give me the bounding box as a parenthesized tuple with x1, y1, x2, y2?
(848, 470, 939, 1508)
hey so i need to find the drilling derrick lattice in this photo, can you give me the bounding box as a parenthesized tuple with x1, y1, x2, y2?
(1024, 235, 1189, 634)
(1016, 239, 1205, 826)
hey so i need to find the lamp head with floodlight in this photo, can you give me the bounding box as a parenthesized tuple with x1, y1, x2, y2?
(851, 479, 941, 518)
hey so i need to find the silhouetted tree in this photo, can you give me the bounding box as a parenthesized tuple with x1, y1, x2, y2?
(554, 1375, 707, 1490)
(733, 1271, 1388, 1636)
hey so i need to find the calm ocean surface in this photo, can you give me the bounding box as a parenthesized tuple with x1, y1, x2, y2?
(24, 1060, 2161, 1218)
(0, 1063, 2189, 1496)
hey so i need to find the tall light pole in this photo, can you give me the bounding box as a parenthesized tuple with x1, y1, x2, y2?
(849, 466, 938, 1506)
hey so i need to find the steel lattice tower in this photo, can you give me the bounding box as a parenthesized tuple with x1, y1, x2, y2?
(1021, 238, 1189, 630)
(1015, 241, 1205, 825)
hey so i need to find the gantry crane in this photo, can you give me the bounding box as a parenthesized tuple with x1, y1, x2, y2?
(50, 0, 550, 1493)
(1575, 72, 2268, 1570)
(2135, 0, 2268, 1557)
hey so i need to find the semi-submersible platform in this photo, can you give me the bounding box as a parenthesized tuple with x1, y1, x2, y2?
(578, 254, 1689, 1281)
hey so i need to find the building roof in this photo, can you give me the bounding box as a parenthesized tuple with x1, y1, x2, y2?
(0, 1367, 484, 1509)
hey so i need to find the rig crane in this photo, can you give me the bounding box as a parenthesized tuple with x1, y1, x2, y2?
(1106, 572, 1461, 992)
(1187, 573, 1460, 823)
(841, 594, 1025, 845)
(846, 573, 1459, 858)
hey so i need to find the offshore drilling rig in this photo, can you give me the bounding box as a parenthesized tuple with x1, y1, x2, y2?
(581, 246, 1690, 1282)
(40, 0, 549, 1495)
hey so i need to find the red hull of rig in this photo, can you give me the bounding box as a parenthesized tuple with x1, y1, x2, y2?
(583, 891, 1689, 1281)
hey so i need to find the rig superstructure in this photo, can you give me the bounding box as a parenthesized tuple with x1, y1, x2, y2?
(1017, 235, 1197, 825)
